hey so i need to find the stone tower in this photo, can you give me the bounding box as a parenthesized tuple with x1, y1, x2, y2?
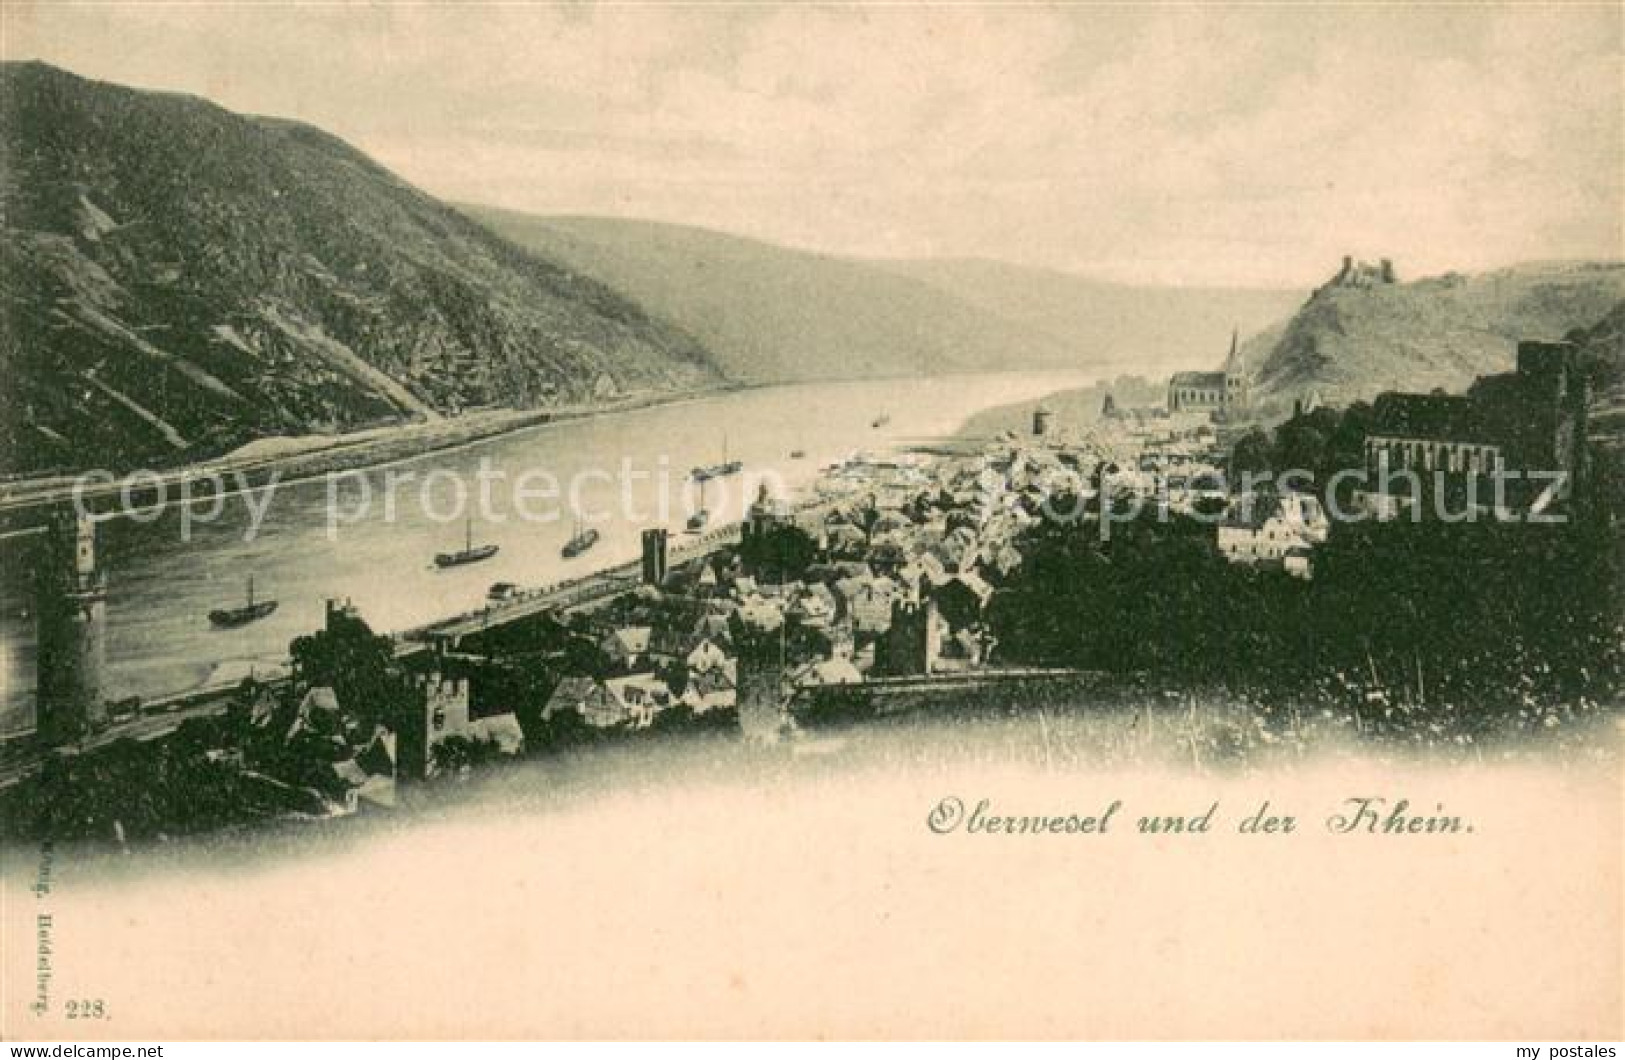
(734, 608, 788, 744)
(881, 579, 941, 677)
(1515, 340, 1588, 497)
(640, 528, 669, 586)
(744, 482, 784, 540)
(35, 511, 108, 745)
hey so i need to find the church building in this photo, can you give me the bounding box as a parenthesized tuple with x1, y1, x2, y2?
(1167, 329, 1250, 418)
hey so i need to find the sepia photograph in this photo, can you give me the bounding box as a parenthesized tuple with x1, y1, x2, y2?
(0, 0, 1620, 1045)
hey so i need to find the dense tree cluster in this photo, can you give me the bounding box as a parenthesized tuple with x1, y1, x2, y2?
(990, 497, 1622, 741)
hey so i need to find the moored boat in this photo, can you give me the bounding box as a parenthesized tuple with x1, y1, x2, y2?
(209, 576, 278, 628)
(562, 515, 600, 559)
(690, 433, 743, 481)
(687, 477, 711, 531)
(435, 517, 499, 568)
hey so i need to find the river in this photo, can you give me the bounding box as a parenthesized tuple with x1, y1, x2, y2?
(0, 370, 1086, 728)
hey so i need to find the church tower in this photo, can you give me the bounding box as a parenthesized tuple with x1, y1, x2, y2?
(1223, 328, 1249, 414)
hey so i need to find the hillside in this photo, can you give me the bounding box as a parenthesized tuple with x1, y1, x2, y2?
(1566, 301, 1625, 478)
(878, 258, 1304, 376)
(467, 211, 1304, 384)
(1245, 261, 1625, 414)
(0, 62, 722, 475)
(467, 210, 1073, 383)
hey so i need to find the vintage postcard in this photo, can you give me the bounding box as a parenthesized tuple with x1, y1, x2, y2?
(0, 1, 1620, 1044)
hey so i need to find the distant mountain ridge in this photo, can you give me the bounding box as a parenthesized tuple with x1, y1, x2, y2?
(0, 62, 722, 474)
(1243, 260, 1625, 414)
(10, 63, 1614, 478)
(466, 210, 1305, 383)
(875, 257, 1304, 375)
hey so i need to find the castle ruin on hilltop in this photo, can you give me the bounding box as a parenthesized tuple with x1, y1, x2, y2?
(1323, 255, 1397, 291)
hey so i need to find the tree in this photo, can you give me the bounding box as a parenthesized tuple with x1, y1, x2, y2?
(740, 523, 818, 582)
(1230, 428, 1274, 479)
(1273, 407, 1342, 476)
(287, 608, 413, 729)
(431, 735, 503, 776)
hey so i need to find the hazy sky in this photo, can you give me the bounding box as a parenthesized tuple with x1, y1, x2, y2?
(4, 3, 1621, 287)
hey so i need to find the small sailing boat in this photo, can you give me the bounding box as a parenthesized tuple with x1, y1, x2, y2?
(687, 478, 710, 532)
(562, 512, 600, 559)
(209, 575, 278, 628)
(435, 516, 499, 568)
(691, 432, 743, 481)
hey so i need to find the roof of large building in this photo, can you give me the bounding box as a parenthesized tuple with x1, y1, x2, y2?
(1221, 493, 1283, 531)
(1368, 392, 1494, 443)
(1220, 492, 1325, 532)
(1169, 371, 1227, 389)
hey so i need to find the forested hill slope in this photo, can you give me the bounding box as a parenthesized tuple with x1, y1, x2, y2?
(0, 62, 722, 474)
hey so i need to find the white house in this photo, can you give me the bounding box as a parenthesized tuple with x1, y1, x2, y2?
(1217, 492, 1329, 566)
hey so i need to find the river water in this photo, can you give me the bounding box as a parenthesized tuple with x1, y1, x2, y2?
(0, 371, 1085, 727)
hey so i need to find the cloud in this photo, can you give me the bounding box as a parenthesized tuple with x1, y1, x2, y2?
(4, 3, 1619, 286)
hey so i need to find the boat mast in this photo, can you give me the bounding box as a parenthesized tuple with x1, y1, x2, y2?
(247, 575, 254, 607)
